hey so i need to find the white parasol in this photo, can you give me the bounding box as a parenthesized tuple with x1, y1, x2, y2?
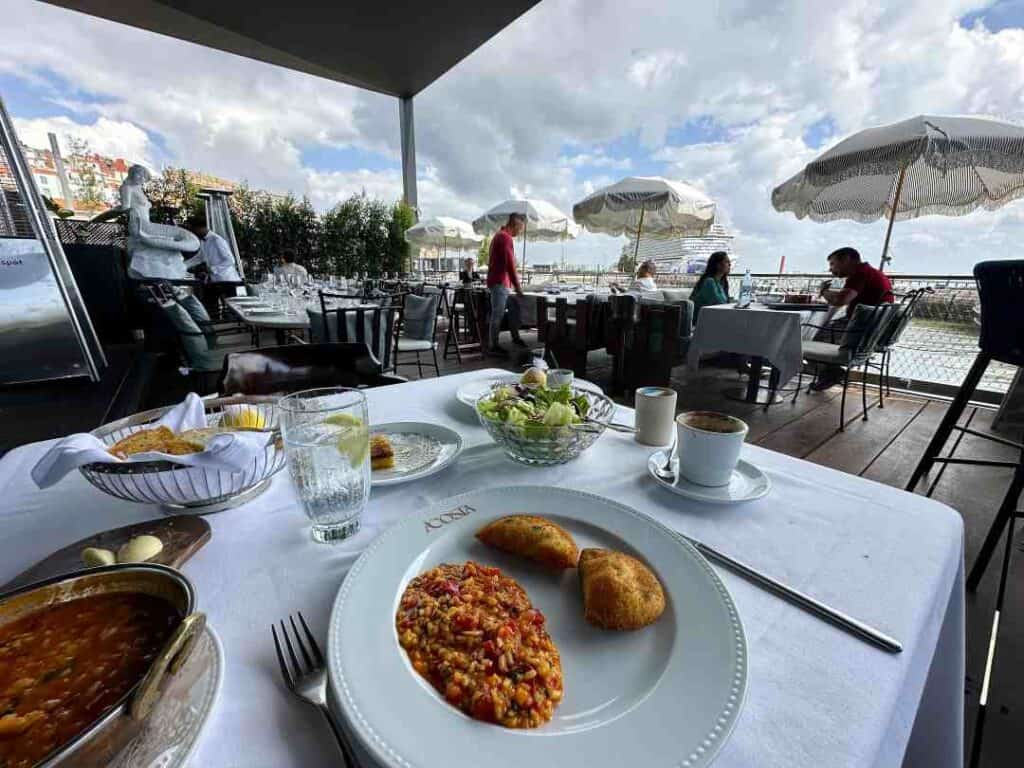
(405, 216, 482, 265)
(472, 198, 579, 267)
(772, 114, 1024, 268)
(573, 176, 716, 273)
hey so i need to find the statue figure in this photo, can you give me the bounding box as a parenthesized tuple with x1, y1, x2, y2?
(93, 164, 200, 280)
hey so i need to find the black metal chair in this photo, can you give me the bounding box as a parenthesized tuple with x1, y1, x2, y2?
(217, 342, 406, 395)
(800, 303, 897, 430)
(866, 287, 932, 395)
(903, 261, 1024, 768)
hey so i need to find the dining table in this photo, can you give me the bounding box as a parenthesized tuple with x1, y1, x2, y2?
(225, 295, 311, 346)
(688, 303, 820, 405)
(0, 368, 963, 768)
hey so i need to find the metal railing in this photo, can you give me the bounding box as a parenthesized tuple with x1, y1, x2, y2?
(420, 268, 1011, 399)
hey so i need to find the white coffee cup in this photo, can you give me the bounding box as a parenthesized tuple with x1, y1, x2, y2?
(547, 369, 575, 389)
(634, 387, 677, 446)
(675, 411, 748, 486)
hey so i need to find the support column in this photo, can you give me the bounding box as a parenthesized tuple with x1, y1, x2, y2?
(399, 96, 418, 216)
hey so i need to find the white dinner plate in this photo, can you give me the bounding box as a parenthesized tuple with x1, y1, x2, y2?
(370, 421, 463, 487)
(243, 308, 282, 315)
(327, 485, 747, 768)
(648, 450, 771, 504)
(456, 373, 604, 408)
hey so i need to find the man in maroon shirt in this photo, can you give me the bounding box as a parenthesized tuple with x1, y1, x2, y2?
(810, 246, 894, 390)
(486, 213, 527, 355)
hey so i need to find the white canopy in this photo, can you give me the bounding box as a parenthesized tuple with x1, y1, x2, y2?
(472, 198, 580, 241)
(404, 216, 483, 249)
(572, 176, 716, 238)
(772, 114, 1024, 266)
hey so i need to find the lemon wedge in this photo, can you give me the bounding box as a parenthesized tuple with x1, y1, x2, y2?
(322, 414, 369, 467)
(221, 406, 267, 429)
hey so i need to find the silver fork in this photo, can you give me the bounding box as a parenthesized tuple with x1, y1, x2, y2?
(272, 612, 358, 767)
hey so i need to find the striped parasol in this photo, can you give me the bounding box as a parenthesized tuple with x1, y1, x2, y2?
(771, 114, 1024, 268)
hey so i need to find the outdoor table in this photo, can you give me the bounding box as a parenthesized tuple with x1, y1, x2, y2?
(0, 368, 963, 768)
(226, 296, 310, 346)
(688, 303, 809, 404)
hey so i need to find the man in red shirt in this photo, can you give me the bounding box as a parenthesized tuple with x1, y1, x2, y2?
(810, 246, 894, 390)
(486, 213, 527, 355)
(820, 247, 893, 314)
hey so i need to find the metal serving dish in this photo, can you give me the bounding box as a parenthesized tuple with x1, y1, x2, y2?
(80, 395, 285, 512)
(0, 564, 204, 768)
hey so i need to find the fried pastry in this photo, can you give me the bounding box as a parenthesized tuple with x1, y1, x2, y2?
(476, 515, 579, 569)
(107, 426, 203, 458)
(578, 548, 665, 630)
(371, 434, 395, 470)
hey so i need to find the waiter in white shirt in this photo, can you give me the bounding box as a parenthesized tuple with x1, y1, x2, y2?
(275, 251, 309, 282)
(185, 215, 242, 315)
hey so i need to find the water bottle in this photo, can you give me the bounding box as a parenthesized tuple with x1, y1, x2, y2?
(738, 269, 754, 308)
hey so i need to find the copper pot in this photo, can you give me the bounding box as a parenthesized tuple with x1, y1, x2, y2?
(0, 563, 205, 767)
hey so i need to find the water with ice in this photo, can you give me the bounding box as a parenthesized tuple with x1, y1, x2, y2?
(283, 421, 370, 542)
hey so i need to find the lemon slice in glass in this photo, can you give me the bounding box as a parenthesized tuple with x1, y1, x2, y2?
(323, 413, 369, 467)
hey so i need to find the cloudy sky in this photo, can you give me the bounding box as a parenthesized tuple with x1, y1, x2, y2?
(3, 0, 1024, 272)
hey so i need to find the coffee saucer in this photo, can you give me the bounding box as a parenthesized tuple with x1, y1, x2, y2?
(647, 450, 771, 504)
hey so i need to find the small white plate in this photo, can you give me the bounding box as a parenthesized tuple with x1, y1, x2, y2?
(370, 421, 463, 487)
(648, 450, 771, 503)
(456, 374, 603, 408)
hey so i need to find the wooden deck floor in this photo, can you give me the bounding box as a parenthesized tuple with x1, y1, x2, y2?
(3, 333, 1020, 764)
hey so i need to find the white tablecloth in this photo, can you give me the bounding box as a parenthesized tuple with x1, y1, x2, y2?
(0, 369, 964, 768)
(688, 304, 807, 383)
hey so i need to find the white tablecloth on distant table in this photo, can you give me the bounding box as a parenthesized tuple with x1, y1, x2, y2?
(0, 370, 964, 768)
(688, 304, 809, 383)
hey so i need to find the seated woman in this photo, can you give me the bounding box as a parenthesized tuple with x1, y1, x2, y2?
(689, 251, 732, 318)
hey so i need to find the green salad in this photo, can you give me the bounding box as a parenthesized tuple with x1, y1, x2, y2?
(477, 382, 591, 439)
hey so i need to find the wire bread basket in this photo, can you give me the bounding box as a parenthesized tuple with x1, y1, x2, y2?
(81, 395, 285, 512)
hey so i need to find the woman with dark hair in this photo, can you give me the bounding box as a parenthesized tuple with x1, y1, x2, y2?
(689, 251, 732, 317)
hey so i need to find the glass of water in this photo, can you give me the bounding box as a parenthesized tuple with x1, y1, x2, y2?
(279, 387, 370, 543)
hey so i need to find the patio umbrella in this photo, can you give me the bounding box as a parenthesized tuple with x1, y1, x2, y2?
(405, 216, 482, 267)
(572, 176, 716, 272)
(772, 114, 1024, 269)
(472, 198, 579, 267)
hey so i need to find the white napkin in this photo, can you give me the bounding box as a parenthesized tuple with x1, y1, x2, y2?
(31, 393, 273, 489)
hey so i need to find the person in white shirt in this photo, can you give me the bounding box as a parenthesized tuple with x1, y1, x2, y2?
(184, 216, 242, 316)
(628, 260, 658, 292)
(184, 217, 242, 283)
(275, 251, 309, 282)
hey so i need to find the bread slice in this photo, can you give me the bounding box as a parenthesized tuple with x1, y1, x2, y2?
(108, 426, 203, 458)
(370, 434, 395, 470)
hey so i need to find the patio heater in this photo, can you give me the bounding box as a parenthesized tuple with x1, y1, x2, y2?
(200, 187, 245, 280)
(0, 95, 106, 385)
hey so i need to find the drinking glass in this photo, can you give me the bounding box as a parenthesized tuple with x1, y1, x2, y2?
(279, 387, 371, 543)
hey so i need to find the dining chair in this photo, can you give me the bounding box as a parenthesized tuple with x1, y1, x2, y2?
(394, 292, 441, 377)
(865, 287, 931, 395)
(217, 342, 406, 395)
(799, 303, 897, 430)
(319, 303, 404, 373)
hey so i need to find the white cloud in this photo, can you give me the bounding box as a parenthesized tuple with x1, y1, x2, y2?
(12, 116, 154, 167)
(3, 0, 1024, 272)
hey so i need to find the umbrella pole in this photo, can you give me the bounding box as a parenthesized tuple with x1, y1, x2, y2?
(522, 224, 528, 270)
(632, 208, 645, 274)
(879, 165, 907, 271)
